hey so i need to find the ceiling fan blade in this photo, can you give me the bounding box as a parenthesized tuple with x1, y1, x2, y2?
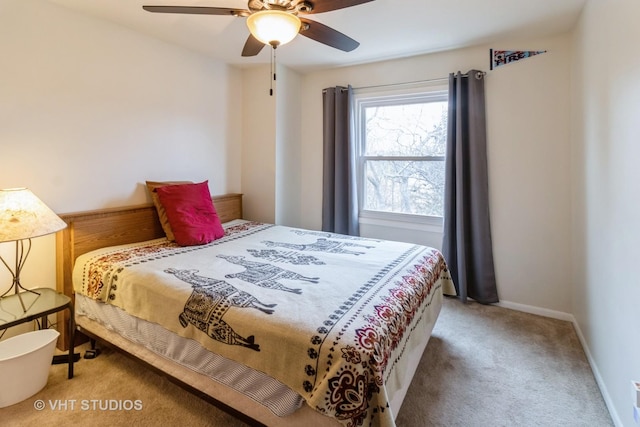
(242, 34, 266, 57)
(299, 18, 359, 52)
(142, 6, 248, 16)
(302, 0, 375, 14)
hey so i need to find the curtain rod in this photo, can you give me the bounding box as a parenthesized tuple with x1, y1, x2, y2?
(352, 70, 486, 91)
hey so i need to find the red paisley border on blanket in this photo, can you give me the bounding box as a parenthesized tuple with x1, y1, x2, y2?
(84, 243, 175, 299)
(325, 249, 448, 427)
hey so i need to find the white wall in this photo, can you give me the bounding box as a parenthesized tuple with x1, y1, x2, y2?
(0, 0, 242, 335)
(241, 65, 276, 223)
(488, 36, 573, 314)
(297, 34, 574, 314)
(572, 1, 640, 425)
(240, 63, 302, 227)
(275, 64, 302, 227)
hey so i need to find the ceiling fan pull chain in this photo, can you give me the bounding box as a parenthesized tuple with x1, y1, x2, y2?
(270, 46, 276, 96)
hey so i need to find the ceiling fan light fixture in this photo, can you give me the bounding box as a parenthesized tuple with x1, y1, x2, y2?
(246, 10, 301, 47)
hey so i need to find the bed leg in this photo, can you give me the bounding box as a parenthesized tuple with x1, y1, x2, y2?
(84, 339, 101, 359)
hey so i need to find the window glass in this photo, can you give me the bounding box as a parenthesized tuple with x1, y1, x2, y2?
(356, 88, 448, 220)
(363, 160, 445, 217)
(364, 101, 447, 157)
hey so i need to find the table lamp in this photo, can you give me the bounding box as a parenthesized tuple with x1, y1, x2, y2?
(0, 188, 67, 312)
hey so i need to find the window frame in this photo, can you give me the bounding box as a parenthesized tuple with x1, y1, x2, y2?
(353, 84, 448, 230)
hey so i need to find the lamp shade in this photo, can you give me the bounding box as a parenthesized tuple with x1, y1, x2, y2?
(246, 10, 301, 47)
(0, 188, 67, 242)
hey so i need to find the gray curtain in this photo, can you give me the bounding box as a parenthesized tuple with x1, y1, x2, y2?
(321, 85, 359, 236)
(442, 70, 498, 304)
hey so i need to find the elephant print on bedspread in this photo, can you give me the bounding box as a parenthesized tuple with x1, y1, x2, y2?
(262, 238, 374, 255)
(166, 268, 276, 352)
(217, 254, 319, 294)
(246, 249, 326, 265)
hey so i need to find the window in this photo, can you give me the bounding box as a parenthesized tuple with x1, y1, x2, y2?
(354, 85, 448, 226)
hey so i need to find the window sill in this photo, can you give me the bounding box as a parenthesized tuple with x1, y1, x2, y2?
(359, 213, 443, 233)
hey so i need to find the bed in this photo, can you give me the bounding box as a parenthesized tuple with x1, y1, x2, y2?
(55, 192, 455, 427)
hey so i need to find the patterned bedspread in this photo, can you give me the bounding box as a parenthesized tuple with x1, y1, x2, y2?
(73, 220, 455, 427)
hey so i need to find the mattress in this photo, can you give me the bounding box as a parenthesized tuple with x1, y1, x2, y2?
(75, 293, 303, 416)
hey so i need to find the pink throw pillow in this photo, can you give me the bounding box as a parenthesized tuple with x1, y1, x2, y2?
(155, 181, 224, 246)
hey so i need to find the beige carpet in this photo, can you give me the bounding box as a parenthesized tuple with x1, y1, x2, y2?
(2, 297, 613, 427)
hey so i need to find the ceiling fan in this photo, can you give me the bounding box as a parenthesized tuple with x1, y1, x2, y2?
(143, 0, 375, 57)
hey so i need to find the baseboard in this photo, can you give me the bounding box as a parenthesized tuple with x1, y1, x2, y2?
(496, 299, 622, 426)
(495, 300, 574, 321)
(571, 318, 623, 427)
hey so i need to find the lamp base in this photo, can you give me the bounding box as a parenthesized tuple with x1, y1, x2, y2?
(0, 239, 41, 312)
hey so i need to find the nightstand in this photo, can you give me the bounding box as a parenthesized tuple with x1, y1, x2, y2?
(0, 288, 75, 379)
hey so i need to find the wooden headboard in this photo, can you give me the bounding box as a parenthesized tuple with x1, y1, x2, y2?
(54, 193, 242, 349)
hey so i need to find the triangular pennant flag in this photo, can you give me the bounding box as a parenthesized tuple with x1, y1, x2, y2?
(490, 49, 547, 70)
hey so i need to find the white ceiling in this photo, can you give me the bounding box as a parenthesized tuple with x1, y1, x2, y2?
(46, 0, 587, 73)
